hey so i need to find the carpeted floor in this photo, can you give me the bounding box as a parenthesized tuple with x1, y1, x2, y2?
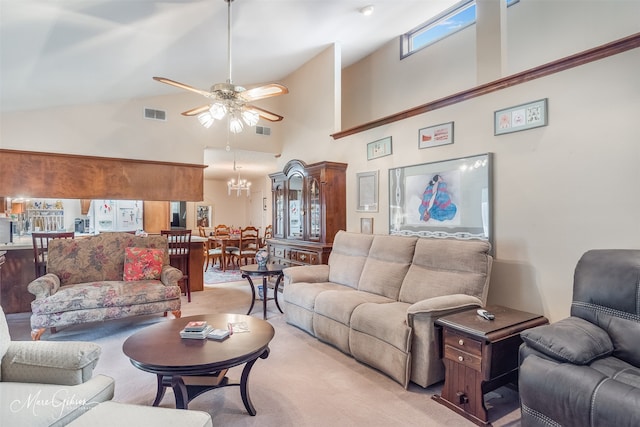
(204, 265, 244, 284)
(5, 283, 522, 426)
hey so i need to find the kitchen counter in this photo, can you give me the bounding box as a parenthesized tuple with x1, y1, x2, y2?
(0, 234, 206, 250)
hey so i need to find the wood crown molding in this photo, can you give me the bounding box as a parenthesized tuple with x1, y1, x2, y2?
(332, 32, 640, 139)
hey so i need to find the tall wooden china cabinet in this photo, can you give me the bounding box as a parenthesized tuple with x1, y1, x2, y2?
(267, 159, 347, 266)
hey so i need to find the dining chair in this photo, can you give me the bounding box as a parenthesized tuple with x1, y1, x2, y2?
(261, 224, 273, 248)
(161, 229, 192, 302)
(214, 224, 239, 268)
(32, 232, 75, 278)
(231, 226, 259, 267)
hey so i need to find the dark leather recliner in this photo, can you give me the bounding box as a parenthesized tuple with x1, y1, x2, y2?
(518, 249, 640, 427)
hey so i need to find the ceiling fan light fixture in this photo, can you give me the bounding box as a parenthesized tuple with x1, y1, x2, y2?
(209, 102, 227, 120)
(241, 108, 260, 127)
(197, 112, 214, 128)
(229, 115, 244, 133)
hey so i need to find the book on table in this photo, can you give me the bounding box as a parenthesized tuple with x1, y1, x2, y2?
(180, 325, 214, 339)
(207, 328, 230, 340)
(183, 320, 208, 332)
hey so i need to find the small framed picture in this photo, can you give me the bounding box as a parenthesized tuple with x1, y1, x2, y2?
(360, 218, 373, 234)
(419, 122, 454, 149)
(495, 98, 548, 135)
(356, 171, 378, 212)
(367, 137, 392, 160)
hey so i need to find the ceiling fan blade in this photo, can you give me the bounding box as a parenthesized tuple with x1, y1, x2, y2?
(153, 76, 212, 98)
(246, 105, 284, 122)
(239, 84, 289, 102)
(182, 104, 211, 116)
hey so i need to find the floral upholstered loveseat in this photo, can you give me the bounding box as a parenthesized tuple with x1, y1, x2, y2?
(27, 232, 183, 340)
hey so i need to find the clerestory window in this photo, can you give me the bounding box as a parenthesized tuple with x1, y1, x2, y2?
(401, 0, 519, 59)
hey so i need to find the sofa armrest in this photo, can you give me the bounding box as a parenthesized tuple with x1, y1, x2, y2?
(2, 341, 102, 385)
(26, 273, 61, 300)
(406, 294, 483, 326)
(283, 265, 330, 286)
(520, 317, 613, 365)
(160, 265, 183, 286)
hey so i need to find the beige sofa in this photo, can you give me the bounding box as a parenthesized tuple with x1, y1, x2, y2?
(28, 232, 183, 340)
(283, 231, 493, 388)
(0, 306, 115, 426)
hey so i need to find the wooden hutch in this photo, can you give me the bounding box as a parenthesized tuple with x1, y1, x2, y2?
(267, 159, 347, 266)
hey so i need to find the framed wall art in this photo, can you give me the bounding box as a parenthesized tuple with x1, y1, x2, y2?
(495, 98, 548, 135)
(388, 153, 493, 247)
(419, 122, 454, 149)
(356, 170, 378, 212)
(196, 205, 212, 228)
(367, 137, 392, 160)
(360, 218, 373, 234)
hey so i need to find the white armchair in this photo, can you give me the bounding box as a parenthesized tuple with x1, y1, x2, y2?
(0, 306, 114, 426)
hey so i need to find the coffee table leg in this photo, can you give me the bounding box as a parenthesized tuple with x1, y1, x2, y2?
(273, 273, 284, 313)
(240, 347, 270, 416)
(262, 277, 268, 319)
(171, 376, 189, 410)
(242, 274, 256, 315)
(153, 374, 167, 406)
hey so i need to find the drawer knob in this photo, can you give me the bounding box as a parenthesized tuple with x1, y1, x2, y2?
(458, 356, 464, 362)
(300, 254, 306, 260)
(458, 339, 464, 346)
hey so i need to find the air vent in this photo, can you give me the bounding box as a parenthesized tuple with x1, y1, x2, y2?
(256, 125, 271, 136)
(144, 108, 167, 121)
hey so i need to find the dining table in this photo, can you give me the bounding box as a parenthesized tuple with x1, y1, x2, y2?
(208, 235, 241, 271)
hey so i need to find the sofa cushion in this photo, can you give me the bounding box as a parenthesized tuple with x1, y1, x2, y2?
(399, 238, 491, 304)
(31, 281, 182, 315)
(314, 289, 393, 325)
(283, 282, 349, 311)
(350, 302, 412, 352)
(358, 235, 416, 299)
(521, 317, 614, 365)
(47, 233, 170, 286)
(123, 247, 165, 281)
(328, 231, 374, 288)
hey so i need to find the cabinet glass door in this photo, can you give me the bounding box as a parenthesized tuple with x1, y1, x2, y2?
(274, 184, 285, 238)
(308, 177, 321, 241)
(288, 174, 303, 239)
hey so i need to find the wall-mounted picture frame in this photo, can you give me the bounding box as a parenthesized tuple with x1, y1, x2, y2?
(196, 205, 212, 228)
(389, 153, 493, 248)
(360, 218, 374, 234)
(419, 122, 454, 149)
(356, 171, 379, 212)
(367, 137, 392, 160)
(495, 98, 548, 135)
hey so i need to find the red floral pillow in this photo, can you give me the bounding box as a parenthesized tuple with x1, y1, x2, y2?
(123, 247, 164, 281)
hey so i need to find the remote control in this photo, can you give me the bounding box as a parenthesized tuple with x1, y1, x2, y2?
(477, 309, 495, 320)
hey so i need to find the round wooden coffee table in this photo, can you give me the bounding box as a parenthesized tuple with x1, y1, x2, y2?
(122, 313, 274, 415)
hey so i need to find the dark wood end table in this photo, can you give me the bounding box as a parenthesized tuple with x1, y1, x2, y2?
(122, 313, 274, 415)
(240, 263, 286, 319)
(432, 305, 548, 426)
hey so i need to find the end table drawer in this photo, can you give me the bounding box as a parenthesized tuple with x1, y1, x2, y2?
(444, 345, 482, 371)
(444, 330, 482, 356)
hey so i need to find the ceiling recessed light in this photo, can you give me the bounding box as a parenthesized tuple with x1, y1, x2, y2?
(360, 5, 374, 16)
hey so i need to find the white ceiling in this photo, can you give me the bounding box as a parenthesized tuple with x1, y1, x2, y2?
(0, 0, 458, 178)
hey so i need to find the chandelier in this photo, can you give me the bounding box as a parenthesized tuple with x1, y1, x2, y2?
(228, 154, 251, 196)
(228, 172, 251, 197)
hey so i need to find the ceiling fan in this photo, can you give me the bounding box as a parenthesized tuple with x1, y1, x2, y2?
(153, 0, 288, 133)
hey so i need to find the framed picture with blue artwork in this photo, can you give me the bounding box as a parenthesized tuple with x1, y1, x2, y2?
(388, 153, 493, 250)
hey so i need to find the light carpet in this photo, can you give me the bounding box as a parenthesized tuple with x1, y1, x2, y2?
(5, 283, 521, 426)
(204, 265, 244, 284)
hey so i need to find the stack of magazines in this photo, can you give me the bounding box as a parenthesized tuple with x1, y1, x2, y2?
(179, 321, 231, 340)
(179, 321, 213, 339)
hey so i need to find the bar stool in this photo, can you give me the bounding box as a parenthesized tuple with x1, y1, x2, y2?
(161, 230, 192, 302)
(32, 232, 75, 278)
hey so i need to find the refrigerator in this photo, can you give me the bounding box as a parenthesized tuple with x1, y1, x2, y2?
(90, 200, 143, 233)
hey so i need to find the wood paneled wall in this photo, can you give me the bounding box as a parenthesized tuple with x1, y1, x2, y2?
(0, 149, 206, 201)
